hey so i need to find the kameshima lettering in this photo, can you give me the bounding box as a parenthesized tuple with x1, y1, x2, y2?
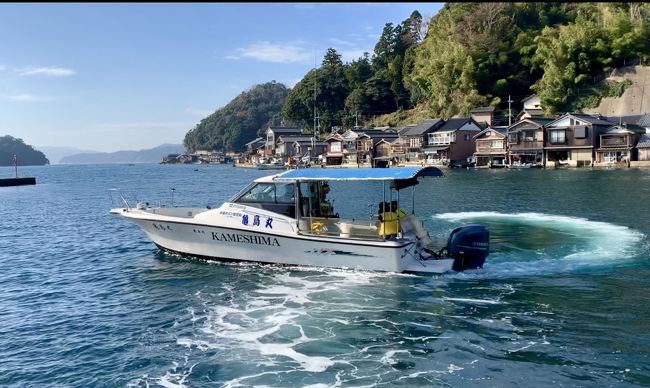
(211, 232, 280, 247)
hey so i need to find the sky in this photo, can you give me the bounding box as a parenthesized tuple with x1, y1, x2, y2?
(0, 3, 443, 153)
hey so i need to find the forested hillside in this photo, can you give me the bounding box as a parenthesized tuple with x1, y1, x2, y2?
(0, 136, 49, 166)
(283, 3, 650, 129)
(183, 82, 289, 152)
(187, 3, 650, 151)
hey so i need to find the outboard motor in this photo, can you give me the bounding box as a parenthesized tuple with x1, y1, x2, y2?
(445, 224, 490, 271)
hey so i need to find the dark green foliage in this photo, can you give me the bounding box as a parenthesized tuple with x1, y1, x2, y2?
(0, 136, 49, 166)
(410, 2, 650, 118)
(183, 82, 289, 152)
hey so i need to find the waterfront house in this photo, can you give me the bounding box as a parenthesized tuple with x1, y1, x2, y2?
(473, 126, 508, 167)
(291, 138, 327, 164)
(636, 133, 650, 161)
(636, 113, 650, 162)
(398, 119, 444, 162)
(355, 129, 399, 166)
(243, 137, 265, 163)
(324, 133, 344, 165)
(421, 118, 484, 165)
(507, 117, 554, 166)
(342, 129, 362, 163)
(544, 113, 613, 167)
(389, 136, 408, 164)
(594, 124, 647, 165)
(265, 127, 303, 156)
(275, 136, 315, 161)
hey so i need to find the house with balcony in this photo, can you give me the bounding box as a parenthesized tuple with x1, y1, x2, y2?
(398, 119, 444, 162)
(507, 117, 554, 166)
(324, 133, 345, 165)
(337, 129, 363, 164)
(594, 124, 646, 165)
(421, 118, 484, 165)
(265, 127, 303, 156)
(473, 126, 508, 167)
(544, 113, 614, 167)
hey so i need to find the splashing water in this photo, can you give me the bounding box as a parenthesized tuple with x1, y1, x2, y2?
(434, 212, 646, 277)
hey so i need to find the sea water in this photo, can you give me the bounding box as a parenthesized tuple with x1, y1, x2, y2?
(0, 164, 648, 387)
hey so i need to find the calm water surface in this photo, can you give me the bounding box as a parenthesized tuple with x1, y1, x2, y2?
(1, 164, 649, 387)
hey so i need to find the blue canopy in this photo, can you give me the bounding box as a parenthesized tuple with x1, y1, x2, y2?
(274, 166, 443, 185)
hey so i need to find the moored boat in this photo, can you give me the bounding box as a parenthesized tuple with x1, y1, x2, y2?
(110, 166, 489, 274)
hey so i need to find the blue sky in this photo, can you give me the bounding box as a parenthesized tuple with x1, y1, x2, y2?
(0, 3, 443, 152)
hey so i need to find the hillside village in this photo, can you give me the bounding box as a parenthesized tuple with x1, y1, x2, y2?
(165, 91, 650, 170)
(231, 93, 650, 170)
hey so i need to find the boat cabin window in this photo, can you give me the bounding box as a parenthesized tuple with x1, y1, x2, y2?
(234, 182, 296, 217)
(236, 183, 295, 204)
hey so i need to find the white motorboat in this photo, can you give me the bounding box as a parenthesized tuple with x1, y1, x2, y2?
(110, 167, 489, 274)
(256, 158, 286, 170)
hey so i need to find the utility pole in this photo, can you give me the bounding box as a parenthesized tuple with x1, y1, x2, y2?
(508, 94, 513, 126)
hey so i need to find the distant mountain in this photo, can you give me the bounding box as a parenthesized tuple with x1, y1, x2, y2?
(0, 135, 49, 166)
(59, 144, 185, 164)
(38, 146, 100, 164)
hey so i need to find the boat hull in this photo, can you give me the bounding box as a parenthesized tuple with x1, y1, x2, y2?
(114, 210, 455, 273)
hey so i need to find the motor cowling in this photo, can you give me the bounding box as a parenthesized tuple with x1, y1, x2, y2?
(446, 224, 489, 271)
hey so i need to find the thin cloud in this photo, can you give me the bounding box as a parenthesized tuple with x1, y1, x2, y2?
(19, 67, 76, 77)
(6, 94, 53, 102)
(95, 122, 194, 131)
(232, 41, 312, 64)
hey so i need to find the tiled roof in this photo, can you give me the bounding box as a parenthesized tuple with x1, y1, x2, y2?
(269, 127, 303, 134)
(569, 113, 614, 126)
(527, 117, 554, 126)
(293, 139, 326, 146)
(470, 106, 495, 113)
(604, 115, 644, 126)
(437, 118, 473, 132)
(637, 113, 650, 127)
(400, 119, 442, 136)
(244, 137, 263, 146)
(276, 136, 315, 143)
(636, 134, 650, 148)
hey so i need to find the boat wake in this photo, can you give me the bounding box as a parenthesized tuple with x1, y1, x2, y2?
(433, 212, 646, 277)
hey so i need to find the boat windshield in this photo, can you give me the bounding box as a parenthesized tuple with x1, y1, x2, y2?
(232, 182, 296, 218)
(235, 182, 295, 204)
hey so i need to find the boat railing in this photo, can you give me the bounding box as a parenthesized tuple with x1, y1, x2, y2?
(109, 188, 131, 211)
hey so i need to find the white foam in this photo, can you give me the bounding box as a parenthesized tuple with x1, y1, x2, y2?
(258, 343, 334, 372)
(435, 211, 645, 271)
(442, 297, 503, 305)
(380, 349, 411, 365)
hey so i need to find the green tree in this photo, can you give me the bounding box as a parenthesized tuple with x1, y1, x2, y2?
(183, 82, 289, 152)
(0, 135, 49, 166)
